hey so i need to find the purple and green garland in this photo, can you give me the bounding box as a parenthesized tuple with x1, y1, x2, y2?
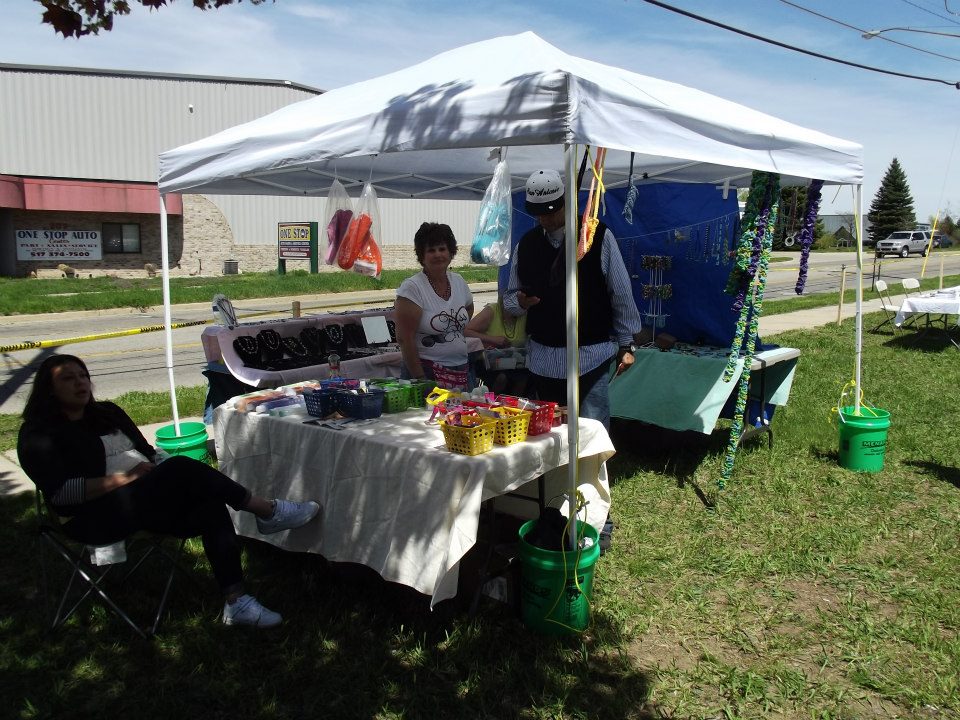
(720, 171, 780, 490)
(794, 179, 824, 295)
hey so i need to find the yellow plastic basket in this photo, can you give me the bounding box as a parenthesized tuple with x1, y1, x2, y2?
(491, 407, 531, 445)
(439, 417, 496, 456)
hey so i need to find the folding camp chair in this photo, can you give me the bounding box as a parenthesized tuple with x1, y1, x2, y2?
(34, 490, 187, 638)
(870, 280, 901, 334)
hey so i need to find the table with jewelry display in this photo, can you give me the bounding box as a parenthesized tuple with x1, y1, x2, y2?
(609, 344, 800, 435)
(201, 309, 401, 387)
(201, 309, 485, 388)
(214, 404, 615, 606)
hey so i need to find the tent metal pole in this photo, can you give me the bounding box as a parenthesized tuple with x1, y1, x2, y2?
(853, 184, 863, 414)
(564, 144, 580, 551)
(159, 193, 181, 433)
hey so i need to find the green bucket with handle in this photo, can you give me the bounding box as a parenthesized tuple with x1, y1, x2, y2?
(838, 406, 890, 472)
(155, 421, 210, 462)
(518, 519, 600, 635)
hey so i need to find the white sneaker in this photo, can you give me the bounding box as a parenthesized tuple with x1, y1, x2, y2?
(256, 499, 320, 535)
(223, 594, 282, 628)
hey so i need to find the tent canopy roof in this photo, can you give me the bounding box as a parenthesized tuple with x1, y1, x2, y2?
(157, 31, 863, 199)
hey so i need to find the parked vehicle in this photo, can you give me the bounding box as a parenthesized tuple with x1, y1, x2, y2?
(874, 230, 934, 258)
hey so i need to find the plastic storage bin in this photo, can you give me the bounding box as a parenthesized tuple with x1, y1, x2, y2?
(335, 388, 385, 419)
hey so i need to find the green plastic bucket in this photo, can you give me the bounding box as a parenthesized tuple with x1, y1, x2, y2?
(838, 406, 891, 473)
(518, 519, 600, 635)
(155, 421, 209, 462)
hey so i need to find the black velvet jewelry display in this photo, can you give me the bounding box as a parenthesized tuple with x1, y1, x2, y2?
(322, 324, 348, 356)
(300, 326, 324, 357)
(256, 329, 284, 360)
(342, 323, 366, 349)
(281, 336, 309, 358)
(386, 319, 397, 343)
(233, 335, 262, 367)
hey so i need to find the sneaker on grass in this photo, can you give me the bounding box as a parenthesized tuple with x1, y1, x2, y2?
(223, 594, 282, 628)
(256, 499, 320, 535)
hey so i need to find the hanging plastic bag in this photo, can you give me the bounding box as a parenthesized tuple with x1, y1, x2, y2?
(353, 229, 383, 278)
(337, 182, 382, 273)
(324, 178, 354, 265)
(470, 157, 512, 266)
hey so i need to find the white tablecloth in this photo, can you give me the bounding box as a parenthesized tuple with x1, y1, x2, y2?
(214, 406, 614, 606)
(895, 287, 960, 327)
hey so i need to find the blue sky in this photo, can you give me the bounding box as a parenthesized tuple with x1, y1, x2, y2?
(3, 0, 960, 220)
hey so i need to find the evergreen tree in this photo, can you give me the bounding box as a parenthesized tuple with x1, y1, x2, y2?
(867, 158, 916, 245)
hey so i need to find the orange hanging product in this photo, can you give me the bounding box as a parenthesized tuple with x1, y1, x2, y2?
(336, 212, 372, 270)
(578, 147, 606, 261)
(352, 229, 383, 277)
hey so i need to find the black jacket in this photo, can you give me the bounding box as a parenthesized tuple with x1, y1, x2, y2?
(17, 401, 155, 515)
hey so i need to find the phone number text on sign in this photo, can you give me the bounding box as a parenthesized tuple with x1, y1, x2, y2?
(16, 230, 103, 261)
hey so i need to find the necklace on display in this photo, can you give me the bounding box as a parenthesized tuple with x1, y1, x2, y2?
(257, 329, 281, 351)
(427, 272, 451, 300)
(234, 335, 260, 362)
(281, 336, 308, 357)
(324, 324, 344, 345)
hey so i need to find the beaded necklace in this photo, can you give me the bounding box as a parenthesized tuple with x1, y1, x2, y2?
(234, 335, 260, 362)
(324, 324, 344, 346)
(281, 336, 308, 357)
(426, 271, 451, 300)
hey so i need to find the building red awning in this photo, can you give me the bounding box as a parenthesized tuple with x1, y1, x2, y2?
(0, 176, 182, 215)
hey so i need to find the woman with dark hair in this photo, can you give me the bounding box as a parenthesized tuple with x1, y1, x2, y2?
(17, 354, 320, 629)
(394, 222, 474, 386)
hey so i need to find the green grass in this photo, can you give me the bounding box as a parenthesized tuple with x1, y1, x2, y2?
(1, 313, 958, 718)
(763, 272, 960, 316)
(0, 267, 500, 315)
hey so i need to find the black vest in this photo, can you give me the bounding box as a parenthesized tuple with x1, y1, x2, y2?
(516, 222, 613, 347)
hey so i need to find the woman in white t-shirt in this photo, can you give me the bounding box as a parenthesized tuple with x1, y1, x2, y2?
(395, 222, 474, 387)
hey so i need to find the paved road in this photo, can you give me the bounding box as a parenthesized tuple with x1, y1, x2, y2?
(1, 251, 957, 415)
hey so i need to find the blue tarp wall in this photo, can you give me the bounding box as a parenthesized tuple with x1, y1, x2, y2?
(498, 183, 743, 348)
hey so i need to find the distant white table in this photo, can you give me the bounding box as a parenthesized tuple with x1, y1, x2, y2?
(214, 406, 614, 607)
(894, 287, 960, 349)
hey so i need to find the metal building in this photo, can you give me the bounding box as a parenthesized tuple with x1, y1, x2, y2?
(0, 64, 480, 278)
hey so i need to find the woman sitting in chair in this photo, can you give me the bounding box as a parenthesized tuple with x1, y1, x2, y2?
(17, 354, 320, 629)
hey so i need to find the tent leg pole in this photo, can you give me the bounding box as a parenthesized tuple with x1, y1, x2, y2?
(159, 193, 181, 433)
(853, 185, 863, 414)
(564, 144, 580, 550)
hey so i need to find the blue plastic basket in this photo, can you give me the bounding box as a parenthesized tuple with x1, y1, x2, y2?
(335, 388, 385, 419)
(303, 388, 338, 417)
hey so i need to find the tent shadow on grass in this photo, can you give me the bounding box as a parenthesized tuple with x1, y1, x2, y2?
(2, 491, 656, 719)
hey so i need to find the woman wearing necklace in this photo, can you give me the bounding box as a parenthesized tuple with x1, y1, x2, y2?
(395, 222, 474, 387)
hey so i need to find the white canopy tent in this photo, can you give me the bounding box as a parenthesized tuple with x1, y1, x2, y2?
(158, 32, 865, 521)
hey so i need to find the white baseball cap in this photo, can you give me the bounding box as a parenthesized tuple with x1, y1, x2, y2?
(525, 170, 564, 216)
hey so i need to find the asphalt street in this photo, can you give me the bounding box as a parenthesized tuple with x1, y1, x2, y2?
(1, 251, 957, 415)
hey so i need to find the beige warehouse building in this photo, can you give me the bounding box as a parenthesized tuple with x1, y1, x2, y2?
(0, 64, 480, 279)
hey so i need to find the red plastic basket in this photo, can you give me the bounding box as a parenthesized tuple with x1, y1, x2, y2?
(496, 396, 557, 435)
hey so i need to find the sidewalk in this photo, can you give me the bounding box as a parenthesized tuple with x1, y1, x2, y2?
(0, 296, 882, 498)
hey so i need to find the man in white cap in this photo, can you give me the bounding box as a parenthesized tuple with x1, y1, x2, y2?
(503, 169, 642, 550)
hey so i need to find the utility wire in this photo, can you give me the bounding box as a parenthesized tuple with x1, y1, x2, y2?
(640, 0, 960, 88)
(904, 0, 960, 23)
(780, 0, 960, 62)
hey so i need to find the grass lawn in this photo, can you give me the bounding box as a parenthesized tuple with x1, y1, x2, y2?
(1, 311, 957, 719)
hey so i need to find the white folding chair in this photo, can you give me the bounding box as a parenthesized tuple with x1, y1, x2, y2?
(870, 280, 901, 334)
(901, 278, 921, 297)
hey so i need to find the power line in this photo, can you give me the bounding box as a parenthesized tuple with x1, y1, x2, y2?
(640, 0, 960, 88)
(779, 0, 960, 63)
(899, 0, 960, 25)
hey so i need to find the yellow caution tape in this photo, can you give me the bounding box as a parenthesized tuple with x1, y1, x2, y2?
(0, 318, 211, 354)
